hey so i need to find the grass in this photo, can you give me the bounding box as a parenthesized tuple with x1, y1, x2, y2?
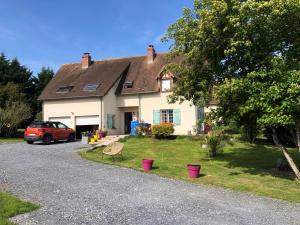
(0, 138, 23, 144)
(79, 136, 300, 203)
(0, 192, 39, 225)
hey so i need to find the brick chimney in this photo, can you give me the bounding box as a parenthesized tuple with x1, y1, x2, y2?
(82, 53, 91, 69)
(147, 45, 156, 64)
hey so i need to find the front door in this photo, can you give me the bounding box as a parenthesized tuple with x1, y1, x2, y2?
(124, 112, 133, 134)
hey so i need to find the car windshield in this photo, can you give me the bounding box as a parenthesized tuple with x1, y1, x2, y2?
(29, 122, 50, 128)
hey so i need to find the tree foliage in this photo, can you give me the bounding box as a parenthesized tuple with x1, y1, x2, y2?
(0, 53, 54, 137)
(164, 0, 300, 178)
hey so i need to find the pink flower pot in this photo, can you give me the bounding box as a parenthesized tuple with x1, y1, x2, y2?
(142, 159, 154, 171)
(187, 164, 201, 178)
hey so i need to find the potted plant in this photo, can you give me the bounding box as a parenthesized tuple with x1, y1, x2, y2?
(142, 159, 154, 171)
(187, 164, 201, 178)
(81, 131, 91, 144)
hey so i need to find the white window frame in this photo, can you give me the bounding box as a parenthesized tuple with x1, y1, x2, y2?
(161, 79, 171, 92)
(161, 110, 173, 123)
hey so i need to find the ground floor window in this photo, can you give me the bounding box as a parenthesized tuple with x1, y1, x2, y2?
(161, 110, 173, 123)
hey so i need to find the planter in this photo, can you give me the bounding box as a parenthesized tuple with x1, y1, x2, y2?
(187, 164, 201, 178)
(81, 136, 90, 145)
(100, 131, 107, 138)
(142, 159, 154, 171)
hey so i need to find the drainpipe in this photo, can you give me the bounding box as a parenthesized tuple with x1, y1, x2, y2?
(100, 97, 103, 130)
(138, 94, 141, 122)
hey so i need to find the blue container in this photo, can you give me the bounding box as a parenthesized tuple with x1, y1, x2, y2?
(130, 121, 139, 136)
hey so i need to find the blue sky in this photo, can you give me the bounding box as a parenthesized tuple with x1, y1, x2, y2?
(0, 0, 192, 74)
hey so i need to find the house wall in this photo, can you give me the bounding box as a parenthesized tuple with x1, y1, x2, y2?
(138, 92, 197, 135)
(43, 98, 102, 129)
(117, 95, 139, 107)
(102, 79, 122, 135)
(43, 92, 199, 136)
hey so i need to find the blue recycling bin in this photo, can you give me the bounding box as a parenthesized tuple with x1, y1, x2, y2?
(130, 121, 139, 136)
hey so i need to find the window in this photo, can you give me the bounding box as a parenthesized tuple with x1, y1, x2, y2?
(56, 86, 73, 93)
(161, 110, 173, 123)
(161, 79, 171, 92)
(83, 84, 99, 91)
(123, 80, 133, 89)
(57, 123, 67, 129)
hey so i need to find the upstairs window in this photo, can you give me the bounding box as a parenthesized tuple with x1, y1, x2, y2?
(161, 79, 171, 92)
(56, 86, 73, 93)
(123, 80, 133, 89)
(83, 84, 99, 91)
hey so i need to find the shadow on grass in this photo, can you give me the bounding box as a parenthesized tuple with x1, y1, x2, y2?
(214, 143, 299, 181)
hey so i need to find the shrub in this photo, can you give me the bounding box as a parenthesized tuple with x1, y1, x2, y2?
(135, 123, 151, 136)
(152, 123, 174, 139)
(205, 130, 224, 157)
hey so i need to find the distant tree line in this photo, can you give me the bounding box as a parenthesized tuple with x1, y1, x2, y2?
(0, 53, 54, 137)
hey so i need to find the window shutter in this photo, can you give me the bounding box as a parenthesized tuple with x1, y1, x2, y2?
(153, 110, 160, 124)
(107, 114, 113, 129)
(173, 109, 181, 125)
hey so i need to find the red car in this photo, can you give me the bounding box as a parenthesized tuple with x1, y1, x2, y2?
(24, 121, 75, 144)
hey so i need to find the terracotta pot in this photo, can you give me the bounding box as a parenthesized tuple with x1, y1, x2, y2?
(142, 159, 154, 171)
(187, 164, 201, 178)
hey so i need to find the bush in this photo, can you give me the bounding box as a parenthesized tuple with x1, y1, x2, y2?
(135, 123, 151, 136)
(206, 130, 224, 157)
(152, 123, 174, 139)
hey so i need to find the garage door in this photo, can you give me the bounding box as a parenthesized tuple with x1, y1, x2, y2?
(75, 116, 99, 126)
(49, 117, 71, 127)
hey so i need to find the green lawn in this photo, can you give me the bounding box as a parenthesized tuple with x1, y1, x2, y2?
(79, 136, 300, 203)
(0, 192, 39, 225)
(0, 138, 23, 144)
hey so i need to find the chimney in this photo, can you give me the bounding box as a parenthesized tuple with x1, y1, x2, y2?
(82, 53, 91, 69)
(147, 45, 156, 64)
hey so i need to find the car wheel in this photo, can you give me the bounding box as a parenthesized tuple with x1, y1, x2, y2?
(43, 135, 52, 145)
(27, 140, 34, 144)
(68, 134, 75, 142)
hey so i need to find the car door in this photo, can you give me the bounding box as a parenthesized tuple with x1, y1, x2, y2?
(49, 122, 60, 140)
(57, 122, 69, 140)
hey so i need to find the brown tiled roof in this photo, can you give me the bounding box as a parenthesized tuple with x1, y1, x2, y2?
(38, 53, 180, 100)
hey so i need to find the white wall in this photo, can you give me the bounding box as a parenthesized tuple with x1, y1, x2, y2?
(43, 98, 101, 129)
(139, 92, 197, 135)
(102, 79, 122, 135)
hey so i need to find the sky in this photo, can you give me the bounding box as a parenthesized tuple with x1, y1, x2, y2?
(0, 0, 193, 75)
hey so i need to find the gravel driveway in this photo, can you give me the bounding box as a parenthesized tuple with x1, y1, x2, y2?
(1, 141, 300, 225)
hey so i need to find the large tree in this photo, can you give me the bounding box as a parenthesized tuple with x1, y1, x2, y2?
(164, 0, 300, 177)
(0, 53, 54, 133)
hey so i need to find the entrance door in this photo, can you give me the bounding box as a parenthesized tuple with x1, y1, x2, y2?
(124, 112, 133, 134)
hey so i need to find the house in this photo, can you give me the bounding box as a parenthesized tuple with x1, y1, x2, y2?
(39, 45, 216, 138)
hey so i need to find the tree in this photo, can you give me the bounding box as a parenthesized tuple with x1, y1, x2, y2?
(164, 0, 300, 178)
(0, 83, 31, 137)
(34, 67, 54, 113)
(36, 67, 54, 95)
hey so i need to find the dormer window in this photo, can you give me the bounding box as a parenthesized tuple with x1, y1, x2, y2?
(56, 86, 73, 93)
(161, 79, 171, 92)
(123, 80, 133, 89)
(83, 84, 99, 91)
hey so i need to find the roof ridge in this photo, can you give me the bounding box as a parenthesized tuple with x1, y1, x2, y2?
(60, 53, 168, 66)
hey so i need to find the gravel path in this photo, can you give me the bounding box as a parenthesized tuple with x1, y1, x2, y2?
(0, 141, 300, 225)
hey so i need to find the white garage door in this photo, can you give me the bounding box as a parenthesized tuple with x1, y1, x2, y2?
(49, 117, 71, 127)
(76, 116, 99, 126)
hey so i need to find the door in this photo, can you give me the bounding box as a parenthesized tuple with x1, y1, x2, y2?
(56, 122, 69, 140)
(124, 112, 133, 134)
(75, 116, 99, 126)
